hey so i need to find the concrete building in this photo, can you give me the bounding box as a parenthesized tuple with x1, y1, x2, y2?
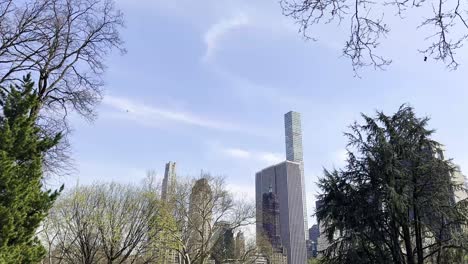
(284, 111, 308, 240)
(161, 161, 176, 201)
(307, 225, 319, 258)
(308, 225, 319, 243)
(315, 199, 329, 255)
(256, 161, 307, 264)
(188, 178, 213, 257)
(235, 231, 245, 259)
(159, 162, 179, 264)
(212, 222, 235, 264)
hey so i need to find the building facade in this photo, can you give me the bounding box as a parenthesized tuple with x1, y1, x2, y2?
(256, 161, 307, 264)
(188, 178, 213, 258)
(284, 111, 308, 240)
(315, 200, 330, 256)
(262, 191, 283, 250)
(235, 231, 245, 259)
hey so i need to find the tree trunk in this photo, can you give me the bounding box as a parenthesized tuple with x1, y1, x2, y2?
(402, 222, 415, 264)
(390, 218, 403, 264)
(414, 211, 424, 264)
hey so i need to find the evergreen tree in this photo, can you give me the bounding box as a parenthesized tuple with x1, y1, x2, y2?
(0, 74, 62, 263)
(317, 105, 468, 264)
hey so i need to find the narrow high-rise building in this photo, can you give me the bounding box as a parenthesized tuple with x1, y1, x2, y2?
(161, 161, 176, 201)
(235, 231, 245, 259)
(256, 161, 307, 264)
(284, 111, 308, 240)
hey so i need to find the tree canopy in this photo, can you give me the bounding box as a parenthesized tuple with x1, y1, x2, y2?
(317, 105, 468, 264)
(0, 74, 62, 263)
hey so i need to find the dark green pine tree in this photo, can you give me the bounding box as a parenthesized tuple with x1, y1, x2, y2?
(317, 105, 468, 264)
(0, 74, 63, 263)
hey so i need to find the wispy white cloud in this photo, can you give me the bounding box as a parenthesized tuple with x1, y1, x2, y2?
(222, 146, 283, 164)
(258, 152, 283, 164)
(103, 95, 247, 132)
(202, 13, 249, 61)
(223, 148, 252, 159)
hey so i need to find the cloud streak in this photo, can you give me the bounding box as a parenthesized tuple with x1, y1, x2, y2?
(203, 13, 249, 61)
(222, 147, 283, 164)
(103, 95, 246, 132)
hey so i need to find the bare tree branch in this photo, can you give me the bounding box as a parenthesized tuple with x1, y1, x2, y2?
(280, 0, 468, 73)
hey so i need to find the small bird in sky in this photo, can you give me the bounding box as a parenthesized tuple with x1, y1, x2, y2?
(424, 56, 428, 62)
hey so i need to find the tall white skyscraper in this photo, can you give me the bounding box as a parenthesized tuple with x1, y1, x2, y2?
(284, 111, 308, 240)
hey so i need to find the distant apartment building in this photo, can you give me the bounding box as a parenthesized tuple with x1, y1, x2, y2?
(161, 161, 176, 201)
(212, 222, 235, 264)
(235, 231, 245, 259)
(308, 225, 319, 258)
(159, 161, 179, 264)
(188, 178, 213, 257)
(315, 199, 330, 255)
(308, 225, 319, 243)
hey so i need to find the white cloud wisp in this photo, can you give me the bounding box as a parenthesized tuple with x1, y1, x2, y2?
(203, 13, 249, 61)
(103, 95, 244, 132)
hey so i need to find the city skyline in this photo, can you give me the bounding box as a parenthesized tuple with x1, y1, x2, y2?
(3, 0, 468, 262)
(65, 0, 468, 230)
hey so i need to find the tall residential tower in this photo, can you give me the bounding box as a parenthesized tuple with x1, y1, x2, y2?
(161, 161, 176, 201)
(255, 111, 308, 264)
(284, 111, 308, 240)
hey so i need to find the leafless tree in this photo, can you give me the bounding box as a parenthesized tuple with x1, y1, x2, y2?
(280, 0, 468, 73)
(94, 183, 160, 264)
(155, 175, 256, 264)
(0, 0, 125, 174)
(40, 182, 160, 264)
(40, 184, 103, 264)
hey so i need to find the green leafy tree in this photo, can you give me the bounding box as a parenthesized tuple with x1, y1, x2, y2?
(317, 105, 468, 264)
(0, 74, 62, 263)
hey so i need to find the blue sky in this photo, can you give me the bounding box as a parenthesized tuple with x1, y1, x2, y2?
(63, 0, 468, 226)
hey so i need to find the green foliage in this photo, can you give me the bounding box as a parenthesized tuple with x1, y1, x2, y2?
(0, 75, 62, 263)
(308, 258, 321, 264)
(317, 105, 468, 264)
